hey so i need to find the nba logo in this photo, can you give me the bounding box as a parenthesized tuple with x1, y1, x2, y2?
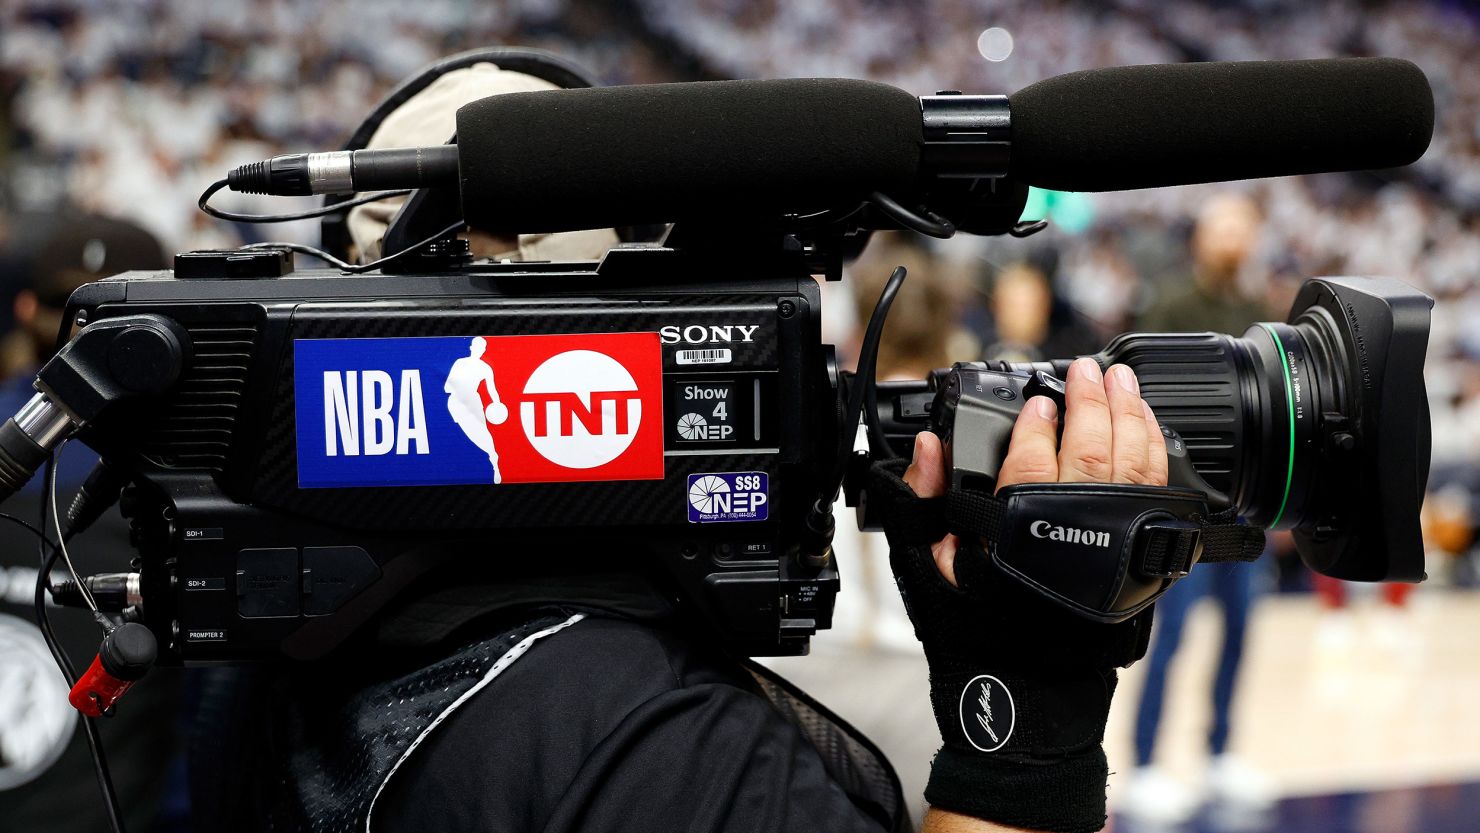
(294, 332, 664, 488)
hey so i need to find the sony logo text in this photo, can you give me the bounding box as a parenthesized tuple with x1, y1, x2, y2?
(659, 324, 760, 345)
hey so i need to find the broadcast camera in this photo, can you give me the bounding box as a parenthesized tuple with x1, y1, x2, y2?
(12, 52, 1435, 710)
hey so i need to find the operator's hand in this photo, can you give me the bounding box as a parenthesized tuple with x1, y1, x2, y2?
(902, 358, 1167, 586)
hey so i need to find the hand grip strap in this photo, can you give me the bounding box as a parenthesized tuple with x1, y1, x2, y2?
(947, 482, 1264, 622)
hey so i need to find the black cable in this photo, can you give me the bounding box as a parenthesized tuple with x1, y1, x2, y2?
(198, 178, 466, 274)
(864, 363, 893, 460)
(78, 709, 127, 833)
(239, 219, 466, 274)
(32, 454, 128, 833)
(823, 265, 908, 502)
(36, 455, 74, 675)
(197, 178, 411, 224)
(0, 509, 73, 681)
(869, 192, 956, 239)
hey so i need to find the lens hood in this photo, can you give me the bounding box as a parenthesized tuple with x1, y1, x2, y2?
(1285, 276, 1432, 581)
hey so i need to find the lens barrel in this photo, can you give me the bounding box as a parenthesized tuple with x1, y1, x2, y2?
(992, 277, 1431, 582)
(1002, 295, 1389, 534)
(1087, 321, 1336, 530)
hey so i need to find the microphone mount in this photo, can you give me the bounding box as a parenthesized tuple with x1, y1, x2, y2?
(920, 93, 1011, 179)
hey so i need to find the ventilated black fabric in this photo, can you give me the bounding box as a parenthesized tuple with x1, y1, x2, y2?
(1011, 58, 1433, 191)
(372, 617, 907, 833)
(259, 613, 570, 833)
(456, 78, 923, 232)
(745, 662, 907, 830)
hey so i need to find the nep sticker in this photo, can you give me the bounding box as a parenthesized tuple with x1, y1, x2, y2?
(687, 472, 769, 523)
(294, 332, 664, 488)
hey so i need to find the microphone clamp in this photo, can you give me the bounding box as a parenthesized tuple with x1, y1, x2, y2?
(920, 93, 1010, 179)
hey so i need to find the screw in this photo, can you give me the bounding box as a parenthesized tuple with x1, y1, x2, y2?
(778, 299, 797, 318)
(74, 311, 88, 327)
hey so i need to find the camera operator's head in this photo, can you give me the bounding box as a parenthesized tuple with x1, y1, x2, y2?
(347, 62, 619, 263)
(2, 213, 164, 378)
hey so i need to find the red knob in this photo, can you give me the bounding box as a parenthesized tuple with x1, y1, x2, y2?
(66, 623, 157, 717)
(69, 654, 136, 717)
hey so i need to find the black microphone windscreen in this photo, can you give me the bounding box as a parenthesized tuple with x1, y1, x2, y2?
(1010, 58, 1434, 192)
(456, 78, 922, 234)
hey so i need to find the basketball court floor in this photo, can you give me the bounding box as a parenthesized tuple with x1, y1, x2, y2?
(764, 589, 1480, 831)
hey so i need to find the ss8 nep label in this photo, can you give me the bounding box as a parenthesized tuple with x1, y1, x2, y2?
(687, 472, 769, 523)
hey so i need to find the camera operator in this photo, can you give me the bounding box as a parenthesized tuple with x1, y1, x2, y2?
(189, 62, 1169, 833)
(216, 357, 1161, 833)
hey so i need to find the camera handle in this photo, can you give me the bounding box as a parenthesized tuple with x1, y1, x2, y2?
(0, 314, 190, 503)
(843, 364, 1231, 532)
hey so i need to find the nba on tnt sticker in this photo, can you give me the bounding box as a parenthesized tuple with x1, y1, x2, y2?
(687, 472, 769, 523)
(293, 332, 664, 488)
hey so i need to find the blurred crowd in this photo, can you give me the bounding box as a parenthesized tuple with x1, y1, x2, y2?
(1, 0, 1477, 578)
(0, 0, 672, 249)
(638, 0, 1480, 579)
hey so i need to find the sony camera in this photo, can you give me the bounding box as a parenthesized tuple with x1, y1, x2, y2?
(12, 53, 1435, 672)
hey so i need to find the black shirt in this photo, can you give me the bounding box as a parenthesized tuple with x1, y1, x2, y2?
(372, 616, 898, 833)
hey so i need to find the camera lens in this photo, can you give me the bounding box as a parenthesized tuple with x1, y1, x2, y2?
(1005, 325, 1329, 528)
(996, 277, 1433, 582)
(1071, 321, 1334, 530)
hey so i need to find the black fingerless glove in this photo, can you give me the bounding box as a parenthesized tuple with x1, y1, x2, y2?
(869, 460, 1155, 833)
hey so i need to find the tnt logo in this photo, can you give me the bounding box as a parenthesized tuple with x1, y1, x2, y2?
(294, 332, 664, 489)
(520, 349, 643, 469)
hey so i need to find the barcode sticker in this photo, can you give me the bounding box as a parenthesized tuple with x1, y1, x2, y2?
(676, 348, 732, 366)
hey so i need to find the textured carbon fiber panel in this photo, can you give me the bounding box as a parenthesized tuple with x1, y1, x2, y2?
(246, 294, 819, 531)
(75, 262, 837, 659)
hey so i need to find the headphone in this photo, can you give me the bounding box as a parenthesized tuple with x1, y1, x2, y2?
(319, 46, 605, 263)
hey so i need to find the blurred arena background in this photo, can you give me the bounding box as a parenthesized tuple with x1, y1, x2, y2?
(1, 1, 1477, 832)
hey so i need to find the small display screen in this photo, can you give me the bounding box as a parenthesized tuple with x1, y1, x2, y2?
(664, 375, 776, 449)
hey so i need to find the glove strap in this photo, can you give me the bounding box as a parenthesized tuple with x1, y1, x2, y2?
(948, 482, 1264, 623)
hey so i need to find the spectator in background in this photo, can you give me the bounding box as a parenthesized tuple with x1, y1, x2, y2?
(977, 256, 1103, 363)
(849, 234, 970, 378)
(1139, 193, 1268, 334)
(0, 213, 184, 833)
(0, 213, 164, 379)
(1122, 192, 1276, 824)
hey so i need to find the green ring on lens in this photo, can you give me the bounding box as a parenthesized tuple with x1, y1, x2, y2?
(1259, 323, 1296, 528)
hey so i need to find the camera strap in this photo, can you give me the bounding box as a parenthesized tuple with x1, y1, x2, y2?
(867, 460, 1264, 623)
(946, 481, 1265, 622)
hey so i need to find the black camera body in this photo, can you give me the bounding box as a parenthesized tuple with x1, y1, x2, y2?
(15, 55, 1435, 668)
(57, 249, 1432, 662)
(66, 248, 843, 661)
